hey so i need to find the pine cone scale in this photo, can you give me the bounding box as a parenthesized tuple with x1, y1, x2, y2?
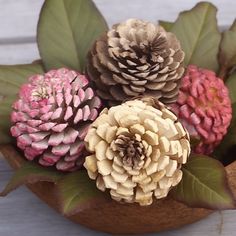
(109, 87, 127, 101)
(171, 65, 232, 154)
(87, 19, 185, 105)
(11, 69, 102, 171)
(84, 98, 190, 206)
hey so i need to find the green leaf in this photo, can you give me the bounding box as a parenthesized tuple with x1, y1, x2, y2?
(219, 32, 236, 69)
(213, 103, 236, 161)
(0, 162, 63, 197)
(171, 155, 235, 209)
(56, 171, 109, 216)
(159, 20, 174, 31)
(170, 2, 221, 72)
(219, 21, 236, 78)
(37, 0, 108, 72)
(0, 64, 44, 144)
(226, 73, 236, 103)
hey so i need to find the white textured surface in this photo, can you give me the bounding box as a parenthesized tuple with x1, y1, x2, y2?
(0, 0, 236, 235)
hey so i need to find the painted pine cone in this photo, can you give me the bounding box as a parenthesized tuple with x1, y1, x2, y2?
(11, 68, 102, 171)
(171, 65, 232, 155)
(84, 98, 190, 206)
(87, 19, 185, 106)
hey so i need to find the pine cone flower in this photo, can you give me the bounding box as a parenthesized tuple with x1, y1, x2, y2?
(171, 65, 232, 155)
(87, 19, 185, 106)
(84, 99, 190, 206)
(11, 68, 102, 171)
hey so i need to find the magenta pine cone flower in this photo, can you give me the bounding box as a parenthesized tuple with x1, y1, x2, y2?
(11, 68, 102, 171)
(171, 65, 232, 155)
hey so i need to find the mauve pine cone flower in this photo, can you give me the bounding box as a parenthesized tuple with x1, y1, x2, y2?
(84, 98, 190, 206)
(87, 18, 185, 106)
(11, 68, 102, 171)
(171, 65, 232, 155)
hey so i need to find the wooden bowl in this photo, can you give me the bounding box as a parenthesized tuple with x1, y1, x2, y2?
(2, 145, 236, 235)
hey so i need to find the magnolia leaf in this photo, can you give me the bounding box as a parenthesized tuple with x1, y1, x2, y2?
(213, 102, 236, 162)
(0, 162, 63, 197)
(159, 20, 174, 31)
(219, 22, 236, 78)
(219, 31, 236, 69)
(171, 155, 235, 209)
(0, 64, 44, 144)
(226, 73, 236, 103)
(56, 171, 109, 216)
(37, 0, 108, 72)
(170, 2, 221, 72)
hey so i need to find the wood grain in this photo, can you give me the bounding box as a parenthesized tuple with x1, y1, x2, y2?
(0, 157, 235, 236)
(2, 146, 236, 235)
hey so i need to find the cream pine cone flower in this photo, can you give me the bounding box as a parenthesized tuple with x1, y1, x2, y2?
(84, 99, 190, 206)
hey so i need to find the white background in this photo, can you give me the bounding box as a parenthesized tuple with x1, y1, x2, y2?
(0, 0, 236, 235)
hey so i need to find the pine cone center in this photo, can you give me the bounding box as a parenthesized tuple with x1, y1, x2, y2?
(130, 34, 167, 65)
(31, 85, 49, 100)
(113, 134, 145, 168)
(194, 84, 224, 110)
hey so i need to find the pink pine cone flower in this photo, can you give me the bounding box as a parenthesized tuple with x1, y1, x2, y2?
(170, 65, 232, 155)
(11, 68, 102, 171)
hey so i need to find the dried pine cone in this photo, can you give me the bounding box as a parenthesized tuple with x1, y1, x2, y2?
(84, 98, 190, 206)
(171, 65, 232, 155)
(87, 19, 185, 106)
(11, 68, 102, 171)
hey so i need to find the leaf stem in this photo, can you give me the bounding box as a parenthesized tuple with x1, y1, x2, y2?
(219, 65, 228, 81)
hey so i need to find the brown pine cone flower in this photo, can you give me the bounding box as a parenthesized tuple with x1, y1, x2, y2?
(87, 19, 185, 106)
(11, 68, 102, 171)
(84, 98, 190, 206)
